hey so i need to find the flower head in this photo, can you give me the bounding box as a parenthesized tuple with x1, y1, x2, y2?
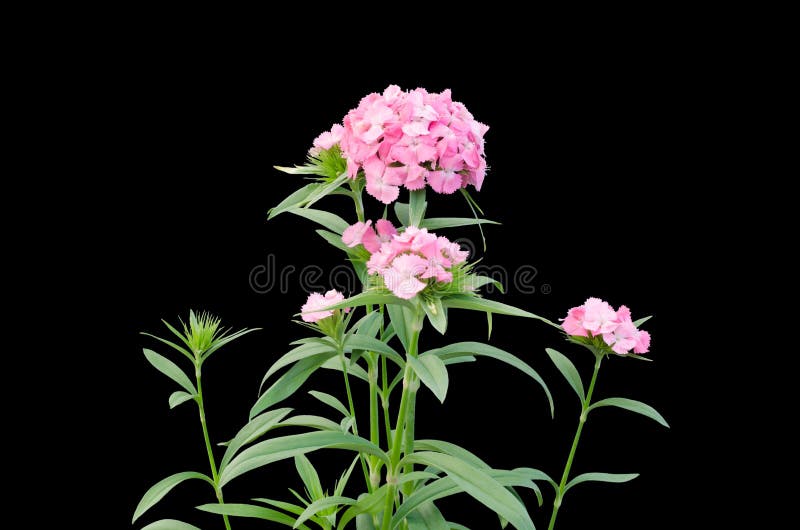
(561, 299, 651, 355)
(343, 220, 470, 300)
(301, 289, 347, 323)
(311, 85, 489, 204)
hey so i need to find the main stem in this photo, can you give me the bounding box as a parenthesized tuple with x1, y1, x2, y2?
(380, 320, 422, 530)
(195, 364, 232, 530)
(547, 355, 602, 530)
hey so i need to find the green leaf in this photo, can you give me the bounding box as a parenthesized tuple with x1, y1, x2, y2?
(168, 391, 195, 409)
(261, 342, 337, 390)
(305, 173, 350, 209)
(337, 487, 388, 529)
(397, 471, 441, 486)
(387, 304, 411, 352)
(295, 495, 357, 528)
(279, 414, 343, 432)
(392, 468, 545, 526)
(399, 452, 534, 530)
(140, 520, 201, 530)
(142, 349, 197, 395)
(545, 348, 585, 404)
(321, 356, 370, 383)
(309, 390, 351, 419)
(420, 218, 500, 230)
(407, 355, 450, 404)
(414, 440, 490, 470)
(295, 454, 325, 500)
(407, 502, 448, 530)
(447, 524, 471, 530)
(250, 351, 338, 419)
(394, 202, 410, 226)
(588, 397, 669, 428)
(459, 189, 487, 250)
(357, 514, 378, 529)
(317, 229, 356, 253)
(442, 294, 560, 328)
(132, 471, 213, 523)
(220, 408, 293, 470)
(287, 207, 349, 235)
(464, 275, 504, 294)
(353, 311, 383, 338)
(220, 431, 389, 486)
(633, 315, 652, 327)
(252, 497, 306, 517)
(423, 342, 553, 417)
(564, 472, 639, 494)
(335, 456, 361, 497)
(268, 182, 322, 219)
(345, 335, 405, 368)
(422, 297, 447, 335)
(197, 503, 312, 529)
(201, 327, 260, 361)
(409, 189, 427, 226)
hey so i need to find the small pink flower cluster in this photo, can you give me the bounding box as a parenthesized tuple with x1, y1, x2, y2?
(312, 85, 489, 204)
(342, 220, 469, 300)
(301, 289, 347, 323)
(562, 298, 651, 355)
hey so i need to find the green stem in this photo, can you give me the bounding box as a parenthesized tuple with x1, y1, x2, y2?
(339, 347, 373, 492)
(352, 187, 365, 223)
(381, 315, 423, 530)
(195, 364, 232, 530)
(380, 364, 414, 530)
(548, 355, 603, 530)
(368, 355, 381, 490)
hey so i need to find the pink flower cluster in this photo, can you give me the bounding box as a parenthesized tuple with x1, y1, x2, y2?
(562, 298, 651, 355)
(301, 289, 347, 323)
(342, 220, 469, 299)
(312, 85, 489, 204)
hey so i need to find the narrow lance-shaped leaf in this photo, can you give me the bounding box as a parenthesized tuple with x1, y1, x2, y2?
(250, 351, 338, 419)
(442, 294, 560, 328)
(140, 520, 202, 530)
(423, 297, 447, 335)
(295, 454, 325, 500)
(260, 342, 337, 390)
(399, 452, 535, 530)
(142, 349, 197, 395)
(407, 355, 450, 404)
(545, 348, 585, 404)
(286, 207, 350, 234)
(294, 495, 357, 528)
(220, 431, 388, 486)
(420, 218, 500, 230)
(588, 397, 669, 428)
(422, 342, 553, 417)
(564, 472, 639, 494)
(268, 182, 322, 219)
(220, 407, 294, 470)
(391, 466, 544, 528)
(406, 501, 449, 530)
(168, 391, 195, 409)
(309, 390, 351, 419)
(197, 503, 313, 529)
(132, 471, 213, 523)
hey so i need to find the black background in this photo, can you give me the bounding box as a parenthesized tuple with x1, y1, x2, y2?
(74, 51, 724, 529)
